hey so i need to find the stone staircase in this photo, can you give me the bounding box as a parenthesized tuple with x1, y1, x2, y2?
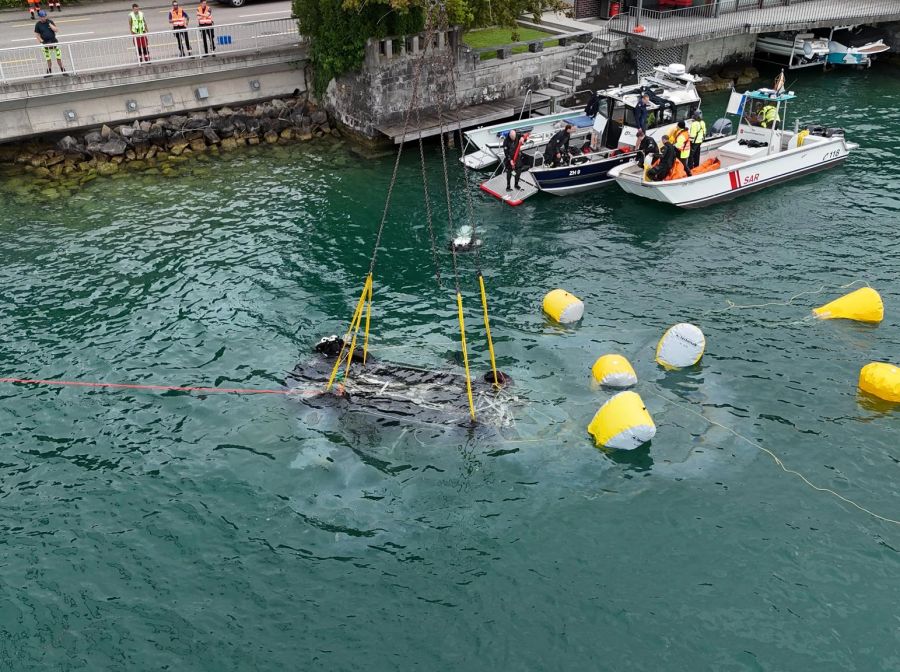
(547, 27, 626, 95)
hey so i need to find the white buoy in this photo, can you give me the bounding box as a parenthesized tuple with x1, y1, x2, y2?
(656, 323, 705, 369)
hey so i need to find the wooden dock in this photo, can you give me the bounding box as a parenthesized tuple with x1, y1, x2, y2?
(377, 91, 566, 144)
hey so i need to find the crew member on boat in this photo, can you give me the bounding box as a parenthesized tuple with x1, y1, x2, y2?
(502, 129, 527, 191)
(688, 110, 706, 169)
(758, 102, 780, 129)
(647, 135, 677, 181)
(635, 130, 659, 166)
(635, 94, 650, 131)
(674, 120, 692, 176)
(544, 124, 573, 167)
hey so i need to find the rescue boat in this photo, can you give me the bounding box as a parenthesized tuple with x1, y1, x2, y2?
(608, 87, 858, 209)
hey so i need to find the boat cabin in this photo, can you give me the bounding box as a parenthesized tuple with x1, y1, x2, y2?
(594, 64, 702, 149)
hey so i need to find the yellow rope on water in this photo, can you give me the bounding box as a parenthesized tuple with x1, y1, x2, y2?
(456, 291, 476, 422)
(644, 387, 900, 527)
(478, 273, 500, 389)
(362, 274, 373, 365)
(325, 277, 369, 391)
(704, 279, 872, 315)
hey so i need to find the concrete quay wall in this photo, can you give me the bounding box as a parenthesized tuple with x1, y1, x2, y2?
(0, 48, 308, 144)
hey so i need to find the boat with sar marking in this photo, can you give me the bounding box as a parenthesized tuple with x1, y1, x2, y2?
(608, 81, 858, 209)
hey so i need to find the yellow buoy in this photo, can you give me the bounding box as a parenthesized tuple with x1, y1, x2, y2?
(587, 391, 656, 450)
(812, 287, 883, 323)
(656, 323, 705, 369)
(858, 362, 900, 403)
(542, 289, 584, 324)
(591, 354, 637, 388)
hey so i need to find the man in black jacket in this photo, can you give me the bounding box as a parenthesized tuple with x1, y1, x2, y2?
(647, 135, 677, 181)
(544, 124, 573, 168)
(502, 130, 526, 191)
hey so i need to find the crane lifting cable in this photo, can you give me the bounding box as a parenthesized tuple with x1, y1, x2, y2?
(312, 2, 510, 427)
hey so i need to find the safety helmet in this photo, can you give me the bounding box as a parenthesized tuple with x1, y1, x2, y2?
(37, 9, 47, 16)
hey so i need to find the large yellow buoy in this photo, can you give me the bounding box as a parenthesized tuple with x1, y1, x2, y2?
(591, 354, 637, 388)
(542, 289, 584, 324)
(587, 391, 656, 450)
(656, 323, 705, 369)
(858, 362, 900, 403)
(813, 287, 883, 323)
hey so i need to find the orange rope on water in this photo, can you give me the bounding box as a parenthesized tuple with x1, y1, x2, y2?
(0, 377, 321, 396)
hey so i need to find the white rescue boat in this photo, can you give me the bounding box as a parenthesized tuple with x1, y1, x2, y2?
(609, 86, 858, 209)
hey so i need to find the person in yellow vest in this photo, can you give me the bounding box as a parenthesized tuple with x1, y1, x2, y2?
(758, 102, 780, 129)
(197, 0, 216, 56)
(129, 3, 150, 63)
(688, 110, 706, 170)
(168, 0, 192, 57)
(674, 119, 692, 176)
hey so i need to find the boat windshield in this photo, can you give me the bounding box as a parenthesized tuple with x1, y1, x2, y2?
(616, 100, 695, 129)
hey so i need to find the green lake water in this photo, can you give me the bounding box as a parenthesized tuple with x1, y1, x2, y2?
(1, 66, 898, 670)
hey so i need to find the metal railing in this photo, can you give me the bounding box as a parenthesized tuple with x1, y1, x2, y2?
(0, 17, 302, 85)
(609, 0, 900, 42)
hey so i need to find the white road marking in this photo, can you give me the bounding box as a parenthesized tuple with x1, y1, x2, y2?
(10, 17, 91, 26)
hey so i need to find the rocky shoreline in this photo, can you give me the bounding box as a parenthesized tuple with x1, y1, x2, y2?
(695, 65, 761, 93)
(0, 97, 336, 197)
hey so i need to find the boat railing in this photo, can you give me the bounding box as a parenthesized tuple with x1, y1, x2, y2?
(609, 0, 900, 44)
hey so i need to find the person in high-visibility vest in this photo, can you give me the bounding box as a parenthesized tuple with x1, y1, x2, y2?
(168, 0, 192, 57)
(129, 3, 150, 63)
(673, 119, 692, 176)
(759, 103, 780, 129)
(197, 0, 216, 56)
(688, 110, 706, 170)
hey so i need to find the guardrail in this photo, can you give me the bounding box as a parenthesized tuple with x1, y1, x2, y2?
(609, 0, 900, 43)
(0, 17, 302, 85)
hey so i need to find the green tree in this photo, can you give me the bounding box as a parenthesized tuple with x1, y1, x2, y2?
(294, 0, 564, 94)
(294, 0, 424, 95)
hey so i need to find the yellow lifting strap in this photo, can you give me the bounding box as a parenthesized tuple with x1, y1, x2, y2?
(478, 273, 500, 389)
(456, 291, 476, 422)
(325, 275, 372, 391)
(362, 276, 373, 364)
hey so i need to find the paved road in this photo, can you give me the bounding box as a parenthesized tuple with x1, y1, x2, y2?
(0, 0, 293, 45)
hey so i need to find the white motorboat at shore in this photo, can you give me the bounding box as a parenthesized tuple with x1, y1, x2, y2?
(608, 85, 858, 209)
(757, 33, 830, 65)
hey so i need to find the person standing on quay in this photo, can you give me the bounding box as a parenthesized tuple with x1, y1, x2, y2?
(27, 0, 41, 21)
(129, 3, 151, 64)
(34, 10, 65, 76)
(168, 0, 192, 57)
(197, 0, 215, 56)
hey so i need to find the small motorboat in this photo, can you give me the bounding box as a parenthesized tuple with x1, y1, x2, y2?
(478, 63, 731, 206)
(459, 109, 582, 170)
(827, 39, 889, 66)
(608, 85, 858, 209)
(756, 33, 829, 65)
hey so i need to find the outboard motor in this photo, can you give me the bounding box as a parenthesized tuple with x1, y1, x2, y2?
(824, 127, 845, 138)
(710, 117, 733, 138)
(808, 124, 826, 136)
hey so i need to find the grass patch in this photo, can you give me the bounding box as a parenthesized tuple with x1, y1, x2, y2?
(463, 26, 558, 60)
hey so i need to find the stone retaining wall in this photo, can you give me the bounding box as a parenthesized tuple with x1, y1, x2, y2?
(0, 97, 334, 197)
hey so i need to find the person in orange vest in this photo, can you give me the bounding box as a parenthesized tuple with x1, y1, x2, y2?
(673, 119, 692, 176)
(27, 0, 41, 20)
(168, 0, 192, 57)
(197, 0, 216, 55)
